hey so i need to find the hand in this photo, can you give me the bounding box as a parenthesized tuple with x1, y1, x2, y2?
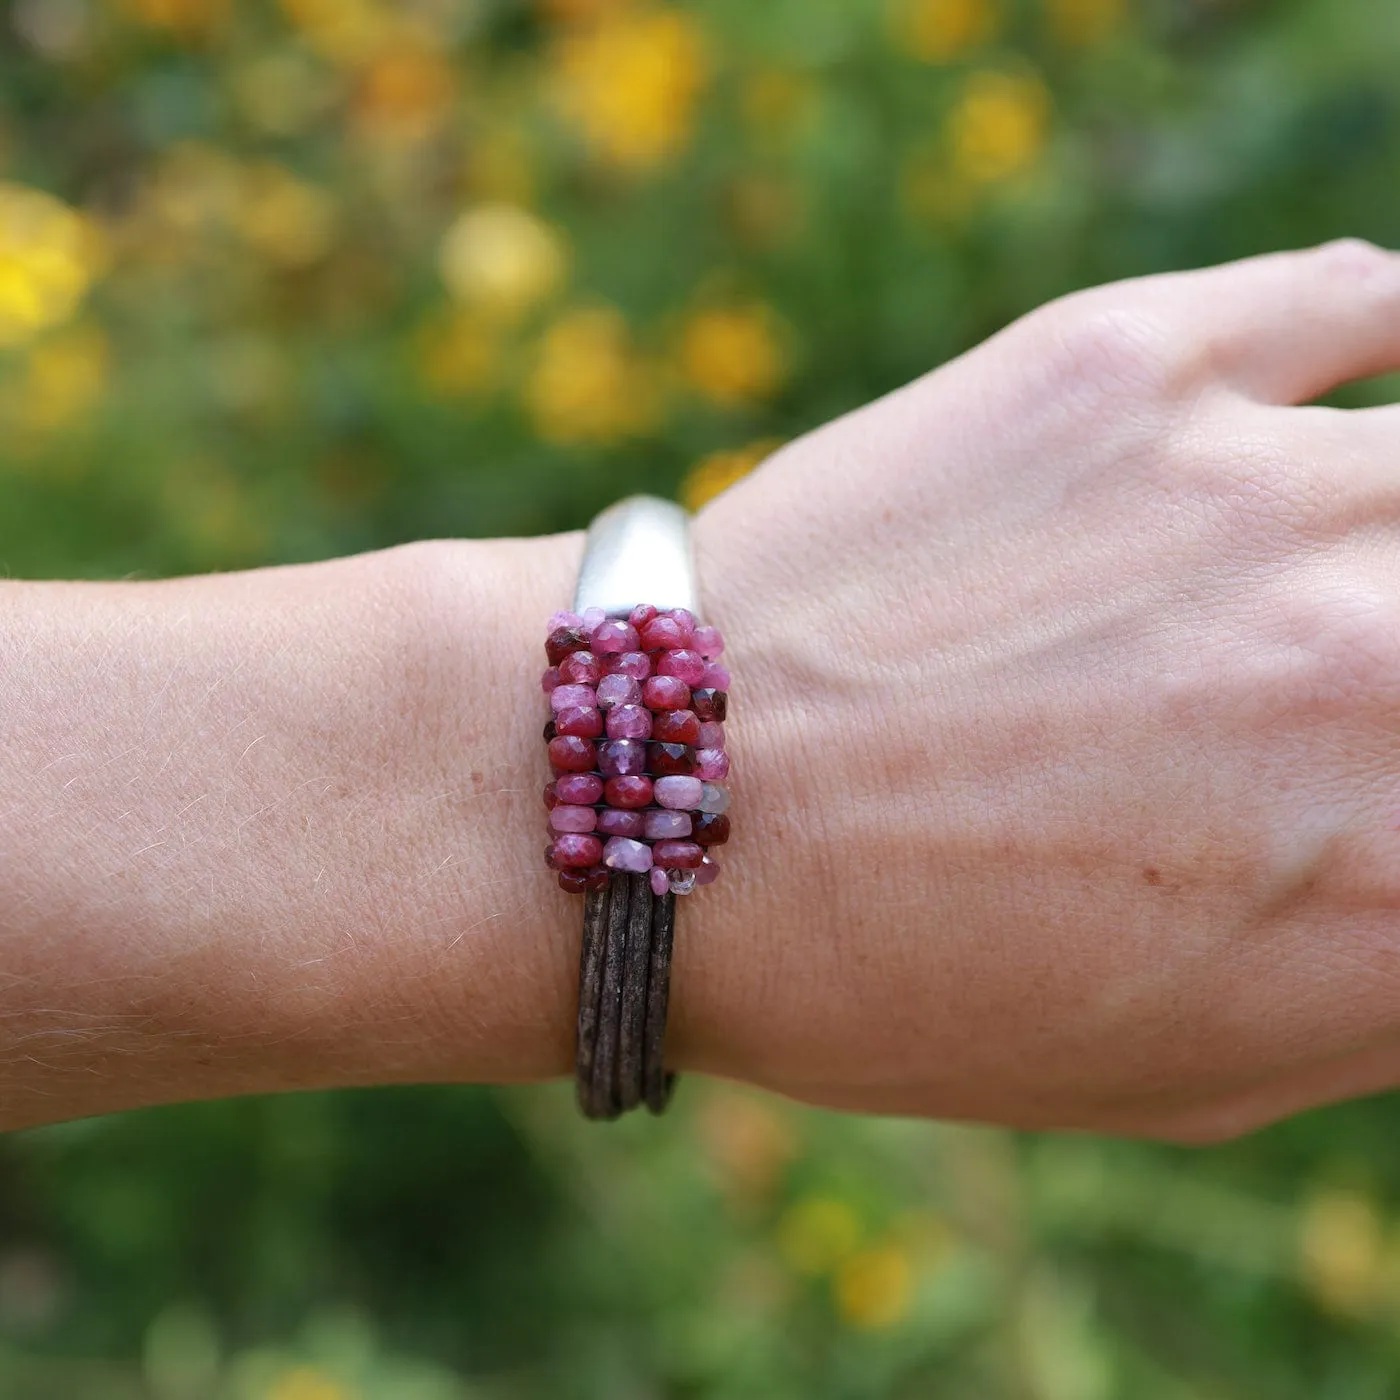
(683, 240, 1400, 1142)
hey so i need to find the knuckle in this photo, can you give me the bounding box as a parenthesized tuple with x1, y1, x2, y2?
(1308, 236, 1398, 287)
(1032, 298, 1185, 404)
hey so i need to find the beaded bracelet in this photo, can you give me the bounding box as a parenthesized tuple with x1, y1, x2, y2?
(541, 497, 730, 1119)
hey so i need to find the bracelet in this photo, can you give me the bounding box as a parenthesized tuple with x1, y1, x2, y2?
(540, 496, 730, 1119)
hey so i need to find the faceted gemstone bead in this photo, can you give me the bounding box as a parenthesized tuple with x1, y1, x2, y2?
(653, 840, 703, 869)
(550, 683, 596, 713)
(696, 721, 724, 750)
(603, 775, 653, 808)
(702, 662, 732, 691)
(550, 805, 597, 834)
(638, 615, 688, 652)
(654, 775, 703, 809)
(596, 673, 643, 709)
(697, 781, 729, 813)
(649, 866, 670, 897)
(692, 811, 730, 845)
(606, 704, 652, 740)
(603, 836, 653, 873)
(605, 651, 651, 680)
(557, 869, 589, 895)
(690, 688, 727, 722)
(667, 608, 697, 636)
(548, 735, 596, 773)
(542, 719, 557, 741)
(581, 606, 607, 633)
(692, 624, 724, 660)
(644, 809, 692, 840)
(550, 833, 603, 868)
(598, 738, 647, 777)
(642, 675, 690, 711)
(541, 666, 561, 693)
(695, 748, 729, 781)
(543, 781, 559, 809)
(555, 773, 604, 805)
(549, 610, 584, 632)
(668, 870, 697, 895)
(657, 649, 706, 687)
(545, 626, 589, 665)
(556, 706, 603, 739)
(652, 709, 700, 745)
(647, 741, 695, 776)
(558, 650, 602, 686)
(694, 856, 720, 885)
(597, 807, 646, 838)
(584, 865, 611, 891)
(591, 618, 640, 656)
(629, 604, 658, 629)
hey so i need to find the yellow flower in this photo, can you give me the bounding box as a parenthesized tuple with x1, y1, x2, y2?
(0, 184, 102, 347)
(413, 310, 500, 397)
(777, 1196, 862, 1277)
(889, 0, 999, 62)
(279, 0, 394, 68)
(679, 304, 786, 407)
(265, 1365, 355, 1400)
(947, 69, 1051, 184)
(834, 1245, 913, 1330)
(439, 205, 568, 320)
(525, 304, 659, 444)
(1298, 1188, 1386, 1317)
(1046, 0, 1124, 46)
(234, 164, 337, 269)
(14, 323, 108, 433)
(681, 438, 778, 511)
(551, 8, 707, 171)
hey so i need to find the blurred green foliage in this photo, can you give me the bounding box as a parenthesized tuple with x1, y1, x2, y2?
(3, 0, 1400, 1394)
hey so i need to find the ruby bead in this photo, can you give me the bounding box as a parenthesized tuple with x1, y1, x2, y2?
(556, 706, 603, 739)
(702, 662, 732, 691)
(695, 748, 729, 781)
(691, 688, 727, 722)
(584, 865, 610, 891)
(639, 615, 688, 652)
(596, 673, 643, 709)
(598, 738, 647, 777)
(550, 805, 597, 834)
(605, 651, 652, 680)
(654, 775, 703, 809)
(667, 608, 697, 636)
(591, 619, 640, 656)
(558, 650, 602, 686)
(548, 735, 596, 773)
(696, 721, 724, 750)
(694, 856, 720, 885)
(643, 675, 690, 710)
(604, 775, 653, 808)
(542, 718, 557, 741)
(647, 741, 695, 776)
(550, 833, 603, 868)
(629, 604, 658, 629)
(654, 840, 703, 869)
(597, 807, 646, 838)
(550, 683, 596, 713)
(603, 836, 653, 873)
(556, 773, 604, 804)
(543, 781, 559, 809)
(692, 811, 729, 845)
(644, 808, 692, 840)
(546, 626, 589, 665)
(606, 704, 652, 740)
(652, 709, 700, 745)
(692, 624, 724, 660)
(657, 649, 706, 687)
(557, 869, 589, 894)
(649, 866, 669, 897)
(541, 666, 561, 693)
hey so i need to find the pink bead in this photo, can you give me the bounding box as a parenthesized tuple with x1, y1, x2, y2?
(599, 739, 647, 777)
(695, 748, 730, 781)
(548, 735, 596, 773)
(550, 683, 596, 713)
(549, 610, 584, 632)
(605, 651, 652, 680)
(581, 606, 607, 633)
(653, 840, 703, 869)
(702, 662, 731, 691)
(606, 704, 652, 740)
(638, 615, 688, 652)
(692, 624, 724, 660)
(596, 673, 643, 709)
(697, 721, 724, 750)
(556, 706, 603, 739)
(541, 666, 561, 693)
(654, 775, 703, 809)
(558, 651, 602, 686)
(644, 808, 691, 840)
(667, 608, 696, 634)
(658, 649, 706, 687)
(650, 866, 670, 897)
(555, 773, 604, 805)
(591, 619, 640, 656)
(695, 856, 720, 885)
(642, 675, 689, 710)
(604, 775, 653, 808)
(629, 604, 658, 629)
(603, 836, 653, 873)
(550, 833, 603, 869)
(598, 808, 646, 839)
(543, 781, 559, 809)
(550, 805, 597, 834)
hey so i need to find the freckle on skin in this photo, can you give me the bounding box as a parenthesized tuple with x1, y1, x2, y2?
(1143, 865, 1163, 885)
(471, 771, 484, 787)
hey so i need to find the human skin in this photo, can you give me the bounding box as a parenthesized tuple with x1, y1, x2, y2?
(3, 241, 1400, 1140)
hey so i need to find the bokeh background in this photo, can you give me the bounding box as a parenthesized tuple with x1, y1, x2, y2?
(3, 0, 1400, 1394)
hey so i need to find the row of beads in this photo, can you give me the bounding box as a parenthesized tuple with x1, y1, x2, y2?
(543, 604, 730, 896)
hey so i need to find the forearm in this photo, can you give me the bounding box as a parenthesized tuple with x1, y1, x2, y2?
(0, 538, 591, 1129)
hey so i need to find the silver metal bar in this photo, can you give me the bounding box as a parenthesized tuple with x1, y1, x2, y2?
(573, 495, 696, 616)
